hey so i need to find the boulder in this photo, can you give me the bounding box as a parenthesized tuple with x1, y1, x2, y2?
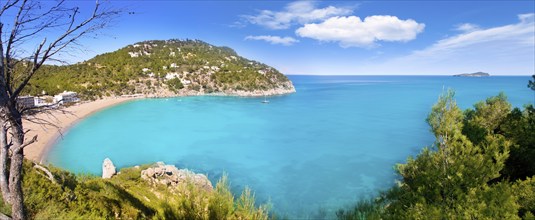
(155, 167, 165, 176)
(164, 165, 177, 175)
(102, 158, 116, 179)
(146, 168, 155, 177)
(140, 162, 213, 191)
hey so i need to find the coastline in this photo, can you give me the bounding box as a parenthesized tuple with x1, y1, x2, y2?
(145, 82, 296, 98)
(23, 87, 296, 164)
(23, 97, 139, 163)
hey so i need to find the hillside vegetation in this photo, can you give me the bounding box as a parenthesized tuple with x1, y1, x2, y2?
(22, 39, 295, 99)
(0, 161, 269, 219)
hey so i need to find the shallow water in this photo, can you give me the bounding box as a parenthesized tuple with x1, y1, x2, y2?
(47, 75, 533, 218)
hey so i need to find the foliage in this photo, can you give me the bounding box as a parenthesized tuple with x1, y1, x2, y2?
(513, 177, 535, 218)
(335, 198, 383, 220)
(404, 91, 509, 212)
(338, 91, 534, 219)
(0, 161, 269, 219)
(166, 77, 184, 92)
(22, 39, 293, 99)
(462, 93, 511, 145)
(529, 75, 535, 91)
(529, 75, 535, 105)
(500, 105, 535, 180)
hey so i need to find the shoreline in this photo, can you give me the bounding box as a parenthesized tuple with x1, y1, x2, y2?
(24, 97, 139, 163)
(24, 88, 296, 164)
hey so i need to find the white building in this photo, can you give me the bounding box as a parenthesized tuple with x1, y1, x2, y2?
(54, 91, 80, 105)
(165, 72, 180, 80)
(34, 96, 51, 107)
(128, 52, 140, 57)
(17, 96, 35, 108)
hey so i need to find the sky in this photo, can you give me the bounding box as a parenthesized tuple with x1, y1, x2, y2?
(5, 0, 535, 75)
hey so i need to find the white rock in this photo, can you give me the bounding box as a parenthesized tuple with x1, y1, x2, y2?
(146, 168, 155, 177)
(139, 162, 213, 191)
(102, 158, 116, 179)
(154, 167, 165, 176)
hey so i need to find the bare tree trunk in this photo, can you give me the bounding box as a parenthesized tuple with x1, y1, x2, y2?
(0, 1, 120, 219)
(0, 124, 10, 203)
(8, 121, 25, 220)
(8, 152, 23, 220)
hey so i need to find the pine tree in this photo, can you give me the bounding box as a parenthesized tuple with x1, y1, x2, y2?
(385, 90, 518, 219)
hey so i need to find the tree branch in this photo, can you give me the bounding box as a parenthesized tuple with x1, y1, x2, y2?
(15, 0, 64, 27)
(11, 134, 36, 154)
(0, 23, 6, 87)
(33, 163, 56, 184)
(5, 0, 28, 93)
(10, 0, 119, 100)
(0, 0, 21, 16)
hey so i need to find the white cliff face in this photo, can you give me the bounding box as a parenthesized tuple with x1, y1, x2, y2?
(102, 158, 117, 179)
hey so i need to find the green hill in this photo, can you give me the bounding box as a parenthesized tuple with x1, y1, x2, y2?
(23, 39, 295, 99)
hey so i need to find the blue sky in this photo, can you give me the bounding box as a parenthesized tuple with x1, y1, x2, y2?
(9, 1, 535, 75)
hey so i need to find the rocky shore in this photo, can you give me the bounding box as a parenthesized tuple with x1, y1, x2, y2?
(143, 81, 296, 98)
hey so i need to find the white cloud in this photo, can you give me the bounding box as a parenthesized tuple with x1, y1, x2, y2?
(243, 1, 353, 29)
(519, 13, 535, 23)
(413, 13, 534, 57)
(455, 23, 480, 32)
(295, 15, 425, 48)
(245, 35, 299, 46)
(353, 13, 535, 75)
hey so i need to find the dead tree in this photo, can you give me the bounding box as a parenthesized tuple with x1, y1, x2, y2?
(0, 0, 119, 219)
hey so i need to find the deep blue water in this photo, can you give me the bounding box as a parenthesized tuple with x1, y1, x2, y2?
(47, 75, 533, 218)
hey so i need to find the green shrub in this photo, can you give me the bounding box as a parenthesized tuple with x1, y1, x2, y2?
(166, 78, 184, 92)
(3, 160, 270, 219)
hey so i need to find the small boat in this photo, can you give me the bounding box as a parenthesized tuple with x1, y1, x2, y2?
(261, 95, 269, 104)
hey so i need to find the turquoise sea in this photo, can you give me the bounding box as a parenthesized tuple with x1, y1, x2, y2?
(47, 75, 533, 218)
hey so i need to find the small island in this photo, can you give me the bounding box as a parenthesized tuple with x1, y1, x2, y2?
(453, 72, 490, 77)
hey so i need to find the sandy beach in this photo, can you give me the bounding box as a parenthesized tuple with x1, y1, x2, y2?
(23, 97, 138, 163)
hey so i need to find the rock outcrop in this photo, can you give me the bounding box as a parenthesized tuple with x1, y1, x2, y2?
(102, 158, 116, 179)
(141, 162, 213, 191)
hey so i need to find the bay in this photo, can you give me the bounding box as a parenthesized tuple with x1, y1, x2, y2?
(47, 75, 533, 218)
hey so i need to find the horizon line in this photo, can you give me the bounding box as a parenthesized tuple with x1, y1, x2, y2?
(284, 74, 533, 76)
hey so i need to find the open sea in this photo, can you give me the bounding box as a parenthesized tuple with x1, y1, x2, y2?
(47, 75, 533, 218)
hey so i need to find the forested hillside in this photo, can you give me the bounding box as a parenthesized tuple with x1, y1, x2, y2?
(22, 39, 295, 99)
